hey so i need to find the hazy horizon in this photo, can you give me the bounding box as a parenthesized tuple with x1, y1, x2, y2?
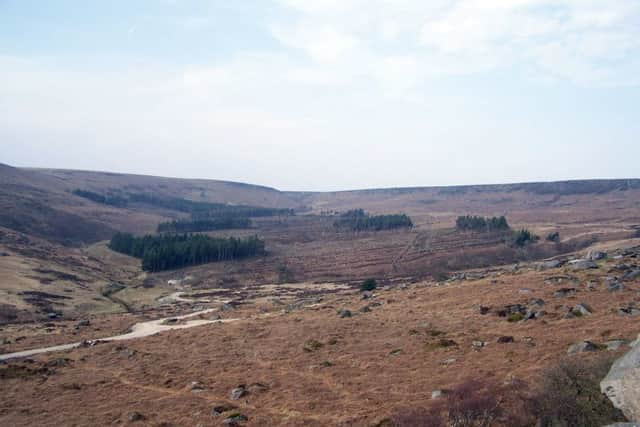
(2, 1, 639, 191)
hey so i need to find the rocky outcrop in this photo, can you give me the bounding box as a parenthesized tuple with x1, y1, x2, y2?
(601, 334, 640, 422)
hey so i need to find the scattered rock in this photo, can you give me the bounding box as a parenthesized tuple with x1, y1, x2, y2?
(622, 270, 640, 281)
(75, 319, 90, 328)
(554, 288, 577, 298)
(361, 291, 373, 300)
(538, 260, 562, 270)
(212, 404, 237, 416)
(572, 303, 593, 316)
(529, 298, 545, 307)
(497, 336, 515, 343)
(431, 389, 447, 399)
(127, 412, 145, 422)
(569, 259, 599, 270)
(472, 340, 486, 349)
(221, 303, 235, 311)
(223, 413, 248, 425)
(609, 283, 625, 292)
(567, 340, 600, 354)
(587, 250, 607, 261)
(440, 357, 457, 366)
(618, 307, 640, 317)
(230, 385, 248, 400)
(338, 309, 352, 318)
(189, 381, 205, 392)
(478, 305, 491, 315)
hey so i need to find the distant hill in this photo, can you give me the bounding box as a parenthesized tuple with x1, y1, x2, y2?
(1, 163, 639, 246)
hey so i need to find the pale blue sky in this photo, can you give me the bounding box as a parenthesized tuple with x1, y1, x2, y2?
(1, 0, 639, 191)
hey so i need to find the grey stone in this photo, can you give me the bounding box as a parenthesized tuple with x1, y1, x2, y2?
(223, 413, 248, 425)
(569, 259, 599, 270)
(567, 340, 600, 354)
(623, 270, 640, 281)
(619, 307, 640, 317)
(572, 303, 593, 316)
(431, 389, 447, 399)
(586, 250, 607, 261)
(601, 334, 640, 421)
(554, 288, 577, 298)
(606, 340, 629, 351)
(338, 309, 352, 318)
(230, 385, 248, 400)
(127, 412, 145, 422)
(539, 260, 562, 270)
(529, 298, 545, 307)
(212, 404, 237, 416)
(76, 319, 90, 327)
(609, 283, 626, 292)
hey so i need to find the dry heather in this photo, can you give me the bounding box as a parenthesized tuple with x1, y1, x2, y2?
(1, 251, 638, 426)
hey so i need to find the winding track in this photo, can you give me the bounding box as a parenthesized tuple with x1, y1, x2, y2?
(0, 308, 239, 361)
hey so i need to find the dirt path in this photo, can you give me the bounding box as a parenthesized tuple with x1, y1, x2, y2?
(0, 308, 239, 361)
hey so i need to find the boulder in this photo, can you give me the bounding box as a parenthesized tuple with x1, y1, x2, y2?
(230, 385, 248, 400)
(529, 298, 545, 307)
(223, 413, 248, 425)
(431, 389, 447, 399)
(338, 309, 352, 318)
(623, 270, 640, 281)
(601, 334, 640, 421)
(127, 412, 145, 422)
(212, 404, 237, 416)
(567, 340, 600, 354)
(619, 307, 640, 317)
(606, 340, 629, 351)
(554, 288, 577, 298)
(75, 319, 90, 328)
(586, 250, 607, 261)
(569, 259, 598, 270)
(539, 259, 562, 270)
(497, 336, 515, 343)
(572, 303, 593, 316)
(609, 283, 626, 292)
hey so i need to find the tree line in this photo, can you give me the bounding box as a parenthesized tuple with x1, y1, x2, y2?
(108, 232, 265, 272)
(455, 215, 509, 232)
(157, 216, 251, 233)
(334, 209, 413, 231)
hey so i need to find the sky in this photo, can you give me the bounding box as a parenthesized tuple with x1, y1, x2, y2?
(1, 0, 639, 191)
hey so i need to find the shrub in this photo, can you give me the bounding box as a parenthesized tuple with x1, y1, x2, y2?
(360, 278, 377, 292)
(507, 312, 525, 322)
(392, 379, 532, 427)
(546, 231, 560, 243)
(529, 355, 627, 427)
(513, 229, 539, 247)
